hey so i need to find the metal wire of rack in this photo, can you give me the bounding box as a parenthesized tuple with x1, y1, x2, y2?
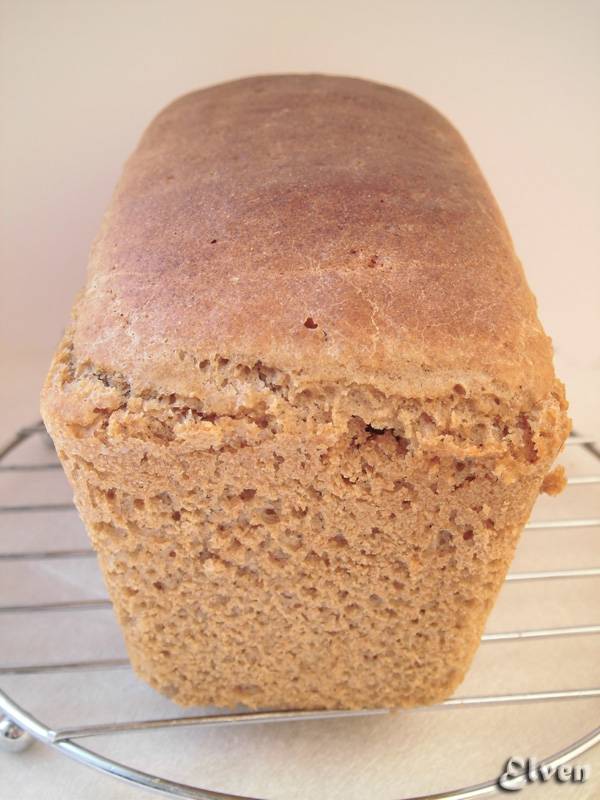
(0, 422, 599, 800)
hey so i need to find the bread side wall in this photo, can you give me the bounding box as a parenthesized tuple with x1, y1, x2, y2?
(41, 341, 569, 708)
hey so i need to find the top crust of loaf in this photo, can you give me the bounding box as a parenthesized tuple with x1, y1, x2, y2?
(70, 74, 554, 403)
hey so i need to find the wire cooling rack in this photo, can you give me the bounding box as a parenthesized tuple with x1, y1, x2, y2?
(0, 422, 599, 800)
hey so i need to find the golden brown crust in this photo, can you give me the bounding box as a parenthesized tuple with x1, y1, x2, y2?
(41, 75, 570, 710)
(72, 74, 553, 402)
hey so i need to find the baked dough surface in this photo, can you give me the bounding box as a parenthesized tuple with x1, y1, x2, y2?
(42, 75, 569, 708)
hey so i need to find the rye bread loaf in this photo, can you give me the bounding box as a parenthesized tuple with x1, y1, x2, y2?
(41, 75, 570, 709)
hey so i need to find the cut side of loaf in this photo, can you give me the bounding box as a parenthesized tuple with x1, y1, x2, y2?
(41, 75, 570, 709)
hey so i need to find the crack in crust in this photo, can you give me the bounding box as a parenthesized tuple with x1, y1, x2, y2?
(45, 335, 567, 461)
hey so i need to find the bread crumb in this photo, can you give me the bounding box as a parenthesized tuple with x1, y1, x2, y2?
(541, 465, 567, 496)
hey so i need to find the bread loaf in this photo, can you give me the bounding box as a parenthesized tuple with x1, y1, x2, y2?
(41, 75, 569, 709)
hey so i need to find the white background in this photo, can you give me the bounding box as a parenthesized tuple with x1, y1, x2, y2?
(0, 1, 599, 798)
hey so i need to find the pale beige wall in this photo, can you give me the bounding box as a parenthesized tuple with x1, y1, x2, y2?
(1, 0, 599, 419)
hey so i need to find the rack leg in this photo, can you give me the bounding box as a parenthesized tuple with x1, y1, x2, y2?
(0, 715, 33, 753)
